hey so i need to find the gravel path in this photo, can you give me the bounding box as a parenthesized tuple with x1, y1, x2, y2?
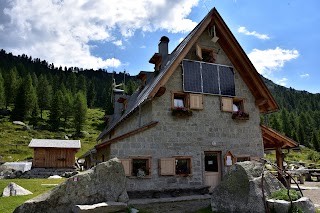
(294, 181, 320, 208)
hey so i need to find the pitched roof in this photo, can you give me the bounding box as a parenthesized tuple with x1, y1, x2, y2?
(28, 139, 81, 149)
(97, 7, 278, 143)
(261, 125, 298, 149)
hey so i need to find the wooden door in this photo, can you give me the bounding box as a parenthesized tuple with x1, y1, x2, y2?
(204, 152, 221, 192)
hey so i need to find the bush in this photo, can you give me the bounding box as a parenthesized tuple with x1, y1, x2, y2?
(270, 189, 301, 201)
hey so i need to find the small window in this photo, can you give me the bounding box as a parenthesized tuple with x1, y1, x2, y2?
(159, 157, 192, 176)
(236, 156, 251, 162)
(175, 158, 192, 175)
(172, 92, 188, 109)
(196, 44, 216, 63)
(132, 159, 150, 177)
(120, 157, 151, 178)
(221, 97, 245, 112)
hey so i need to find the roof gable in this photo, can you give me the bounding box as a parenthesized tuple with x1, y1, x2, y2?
(97, 7, 279, 142)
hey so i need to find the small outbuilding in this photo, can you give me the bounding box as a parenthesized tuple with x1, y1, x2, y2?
(29, 139, 81, 168)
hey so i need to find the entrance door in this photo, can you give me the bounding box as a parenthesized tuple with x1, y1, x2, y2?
(204, 152, 221, 192)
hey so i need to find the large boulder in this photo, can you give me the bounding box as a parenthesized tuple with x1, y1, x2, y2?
(211, 161, 284, 213)
(14, 158, 128, 213)
(2, 182, 33, 197)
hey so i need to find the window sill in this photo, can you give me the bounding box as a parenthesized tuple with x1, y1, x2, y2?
(172, 108, 192, 117)
(232, 111, 249, 120)
(128, 176, 152, 179)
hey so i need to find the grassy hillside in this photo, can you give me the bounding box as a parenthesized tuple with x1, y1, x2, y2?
(0, 108, 105, 162)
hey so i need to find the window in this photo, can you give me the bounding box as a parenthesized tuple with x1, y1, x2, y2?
(120, 157, 151, 178)
(172, 92, 187, 109)
(196, 44, 216, 63)
(159, 157, 192, 176)
(236, 156, 251, 162)
(176, 158, 191, 175)
(221, 97, 245, 112)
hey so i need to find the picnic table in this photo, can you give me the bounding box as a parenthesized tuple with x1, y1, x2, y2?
(288, 169, 320, 182)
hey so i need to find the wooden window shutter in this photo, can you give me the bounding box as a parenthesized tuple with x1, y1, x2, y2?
(159, 158, 175, 176)
(196, 44, 202, 60)
(190, 94, 203, 109)
(120, 159, 131, 176)
(221, 97, 233, 112)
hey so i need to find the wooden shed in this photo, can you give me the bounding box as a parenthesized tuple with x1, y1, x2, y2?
(29, 139, 81, 168)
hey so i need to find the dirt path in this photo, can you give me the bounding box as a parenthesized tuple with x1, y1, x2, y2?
(293, 181, 320, 208)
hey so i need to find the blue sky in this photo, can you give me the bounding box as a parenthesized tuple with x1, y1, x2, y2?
(0, 0, 319, 93)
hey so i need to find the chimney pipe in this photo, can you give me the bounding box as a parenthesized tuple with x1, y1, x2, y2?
(158, 36, 170, 61)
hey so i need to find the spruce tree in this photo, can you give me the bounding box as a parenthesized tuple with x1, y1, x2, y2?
(312, 131, 320, 152)
(49, 90, 64, 131)
(0, 72, 5, 108)
(4, 67, 19, 109)
(37, 75, 52, 118)
(73, 91, 87, 134)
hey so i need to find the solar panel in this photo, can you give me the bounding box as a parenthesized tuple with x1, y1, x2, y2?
(202, 63, 219, 94)
(219, 66, 235, 96)
(182, 60, 234, 96)
(183, 60, 202, 93)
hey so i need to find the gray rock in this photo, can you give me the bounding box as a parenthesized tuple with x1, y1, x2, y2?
(2, 182, 33, 197)
(14, 158, 128, 213)
(267, 197, 316, 213)
(23, 125, 31, 130)
(13, 121, 26, 126)
(211, 161, 284, 213)
(72, 201, 127, 213)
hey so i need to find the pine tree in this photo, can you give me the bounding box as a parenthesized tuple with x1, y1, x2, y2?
(37, 75, 52, 118)
(0, 72, 5, 108)
(73, 91, 87, 134)
(87, 80, 96, 108)
(49, 90, 64, 131)
(280, 109, 292, 137)
(11, 74, 37, 121)
(4, 67, 19, 109)
(61, 84, 73, 128)
(312, 131, 320, 152)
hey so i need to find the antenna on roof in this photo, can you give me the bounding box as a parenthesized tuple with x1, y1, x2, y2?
(203, 2, 210, 12)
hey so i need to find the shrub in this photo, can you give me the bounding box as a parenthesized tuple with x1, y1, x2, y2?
(270, 189, 301, 201)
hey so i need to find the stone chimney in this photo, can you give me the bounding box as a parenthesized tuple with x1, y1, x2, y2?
(158, 36, 170, 61)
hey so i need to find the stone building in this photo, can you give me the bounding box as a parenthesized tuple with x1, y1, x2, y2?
(80, 8, 297, 192)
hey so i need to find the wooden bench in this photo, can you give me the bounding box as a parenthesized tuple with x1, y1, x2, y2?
(311, 172, 320, 181)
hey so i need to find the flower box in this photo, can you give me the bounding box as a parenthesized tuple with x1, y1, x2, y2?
(172, 107, 192, 117)
(232, 110, 249, 120)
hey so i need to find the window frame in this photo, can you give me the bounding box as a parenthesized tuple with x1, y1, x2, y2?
(120, 156, 152, 178)
(196, 43, 217, 63)
(221, 96, 246, 112)
(236, 156, 251, 162)
(159, 156, 192, 176)
(172, 91, 189, 110)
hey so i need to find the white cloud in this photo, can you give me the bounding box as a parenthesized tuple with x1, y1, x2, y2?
(275, 77, 288, 86)
(300, 73, 310, 78)
(0, 0, 199, 69)
(178, 37, 184, 43)
(248, 47, 299, 76)
(238, 26, 270, 40)
(140, 45, 146, 49)
(112, 40, 125, 49)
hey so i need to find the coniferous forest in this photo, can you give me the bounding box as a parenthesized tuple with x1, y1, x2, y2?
(0, 49, 138, 134)
(0, 49, 319, 151)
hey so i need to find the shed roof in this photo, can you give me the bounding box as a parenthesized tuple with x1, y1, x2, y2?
(29, 139, 81, 149)
(261, 125, 298, 149)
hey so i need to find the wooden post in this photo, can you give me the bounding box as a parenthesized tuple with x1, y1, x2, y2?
(275, 147, 283, 172)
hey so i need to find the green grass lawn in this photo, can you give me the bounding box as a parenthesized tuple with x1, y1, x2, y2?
(0, 178, 65, 213)
(0, 108, 105, 162)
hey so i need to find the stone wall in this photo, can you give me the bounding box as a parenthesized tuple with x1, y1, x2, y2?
(103, 30, 264, 191)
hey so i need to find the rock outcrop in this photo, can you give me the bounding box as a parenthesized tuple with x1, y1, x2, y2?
(211, 161, 284, 213)
(267, 197, 316, 213)
(14, 158, 128, 213)
(2, 182, 33, 197)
